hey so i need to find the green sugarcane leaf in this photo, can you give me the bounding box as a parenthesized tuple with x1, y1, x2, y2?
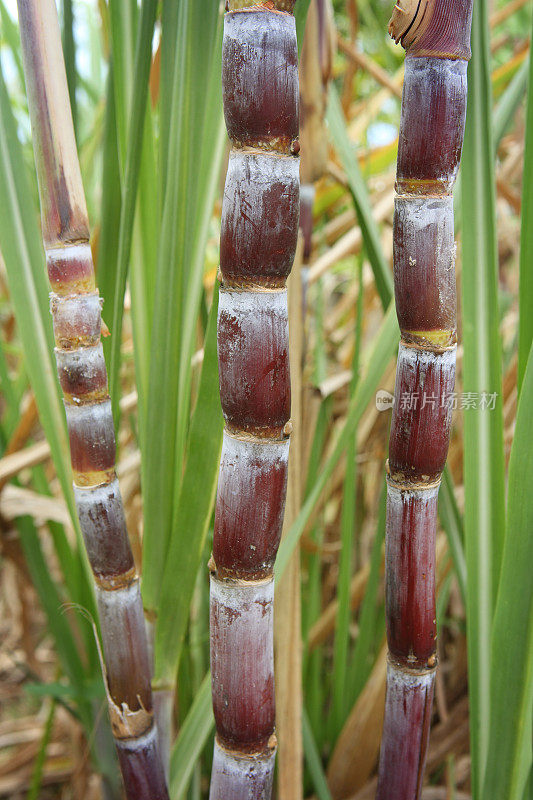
(108, 0, 137, 169)
(303, 707, 333, 800)
(154, 285, 223, 686)
(169, 672, 214, 800)
(482, 343, 533, 800)
(61, 0, 77, 138)
(27, 699, 56, 800)
(518, 18, 533, 393)
(277, 302, 399, 577)
(348, 478, 386, 701)
(438, 467, 467, 607)
(330, 260, 364, 738)
(17, 517, 92, 727)
(141, 3, 225, 617)
(327, 85, 394, 309)
(461, 2, 507, 794)
(295, 0, 312, 53)
(107, 0, 158, 414)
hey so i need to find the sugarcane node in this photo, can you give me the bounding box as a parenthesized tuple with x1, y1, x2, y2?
(94, 566, 138, 592)
(388, 0, 431, 47)
(386, 472, 442, 491)
(215, 734, 277, 759)
(226, 0, 296, 11)
(108, 696, 154, 741)
(387, 653, 438, 676)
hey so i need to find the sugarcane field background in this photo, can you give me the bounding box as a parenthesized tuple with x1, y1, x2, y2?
(0, 0, 532, 798)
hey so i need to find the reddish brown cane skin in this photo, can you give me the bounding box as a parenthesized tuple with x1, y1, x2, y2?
(388, 347, 456, 483)
(376, 666, 435, 800)
(397, 59, 468, 195)
(210, 578, 276, 749)
(47, 246, 95, 294)
(377, 2, 473, 796)
(217, 291, 291, 436)
(220, 152, 299, 287)
(213, 434, 289, 579)
(222, 11, 299, 152)
(393, 197, 456, 341)
(116, 727, 171, 800)
(210, 6, 299, 798)
(17, 2, 169, 795)
(385, 483, 438, 668)
(75, 482, 135, 582)
(56, 345, 108, 401)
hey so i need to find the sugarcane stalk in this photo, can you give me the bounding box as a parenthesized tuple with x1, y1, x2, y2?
(209, 2, 299, 798)
(16, 2, 168, 796)
(376, 2, 473, 798)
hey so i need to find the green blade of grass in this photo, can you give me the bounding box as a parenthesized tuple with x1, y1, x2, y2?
(154, 285, 223, 687)
(482, 343, 533, 800)
(108, 0, 137, 169)
(438, 467, 467, 607)
(461, 2, 507, 794)
(348, 477, 386, 702)
(518, 15, 533, 393)
(107, 0, 157, 413)
(295, 0, 312, 53)
(330, 259, 364, 737)
(303, 707, 333, 800)
(27, 699, 56, 800)
(61, 0, 77, 138)
(327, 85, 394, 309)
(17, 517, 91, 727)
(141, 3, 224, 618)
(169, 672, 214, 800)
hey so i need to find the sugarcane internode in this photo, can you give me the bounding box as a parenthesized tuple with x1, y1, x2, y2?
(17, 1, 169, 796)
(376, 2, 473, 798)
(209, 3, 299, 798)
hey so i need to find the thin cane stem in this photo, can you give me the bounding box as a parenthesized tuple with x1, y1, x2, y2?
(16, 1, 168, 796)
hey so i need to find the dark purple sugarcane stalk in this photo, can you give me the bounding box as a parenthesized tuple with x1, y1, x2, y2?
(376, 2, 473, 798)
(209, 2, 299, 798)
(16, 1, 168, 796)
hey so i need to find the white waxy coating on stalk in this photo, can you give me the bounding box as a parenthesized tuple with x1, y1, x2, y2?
(50, 291, 102, 342)
(386, 660, 435, 691)
(96, 579, 146, 643)
(394, 196, 454, 261)
(209, 739, 276, 800)
(55, 342, 106, 381)
(221, 430, 290, 470)
(74, 479, 132, 581)
(45, 242, 93, 264)
(116, 720, 159, 752)
(64, 398, 114, 442)
(219, 287, 288, 319)
(386, 481, 439, 507)
(397, 342, 456, 370)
